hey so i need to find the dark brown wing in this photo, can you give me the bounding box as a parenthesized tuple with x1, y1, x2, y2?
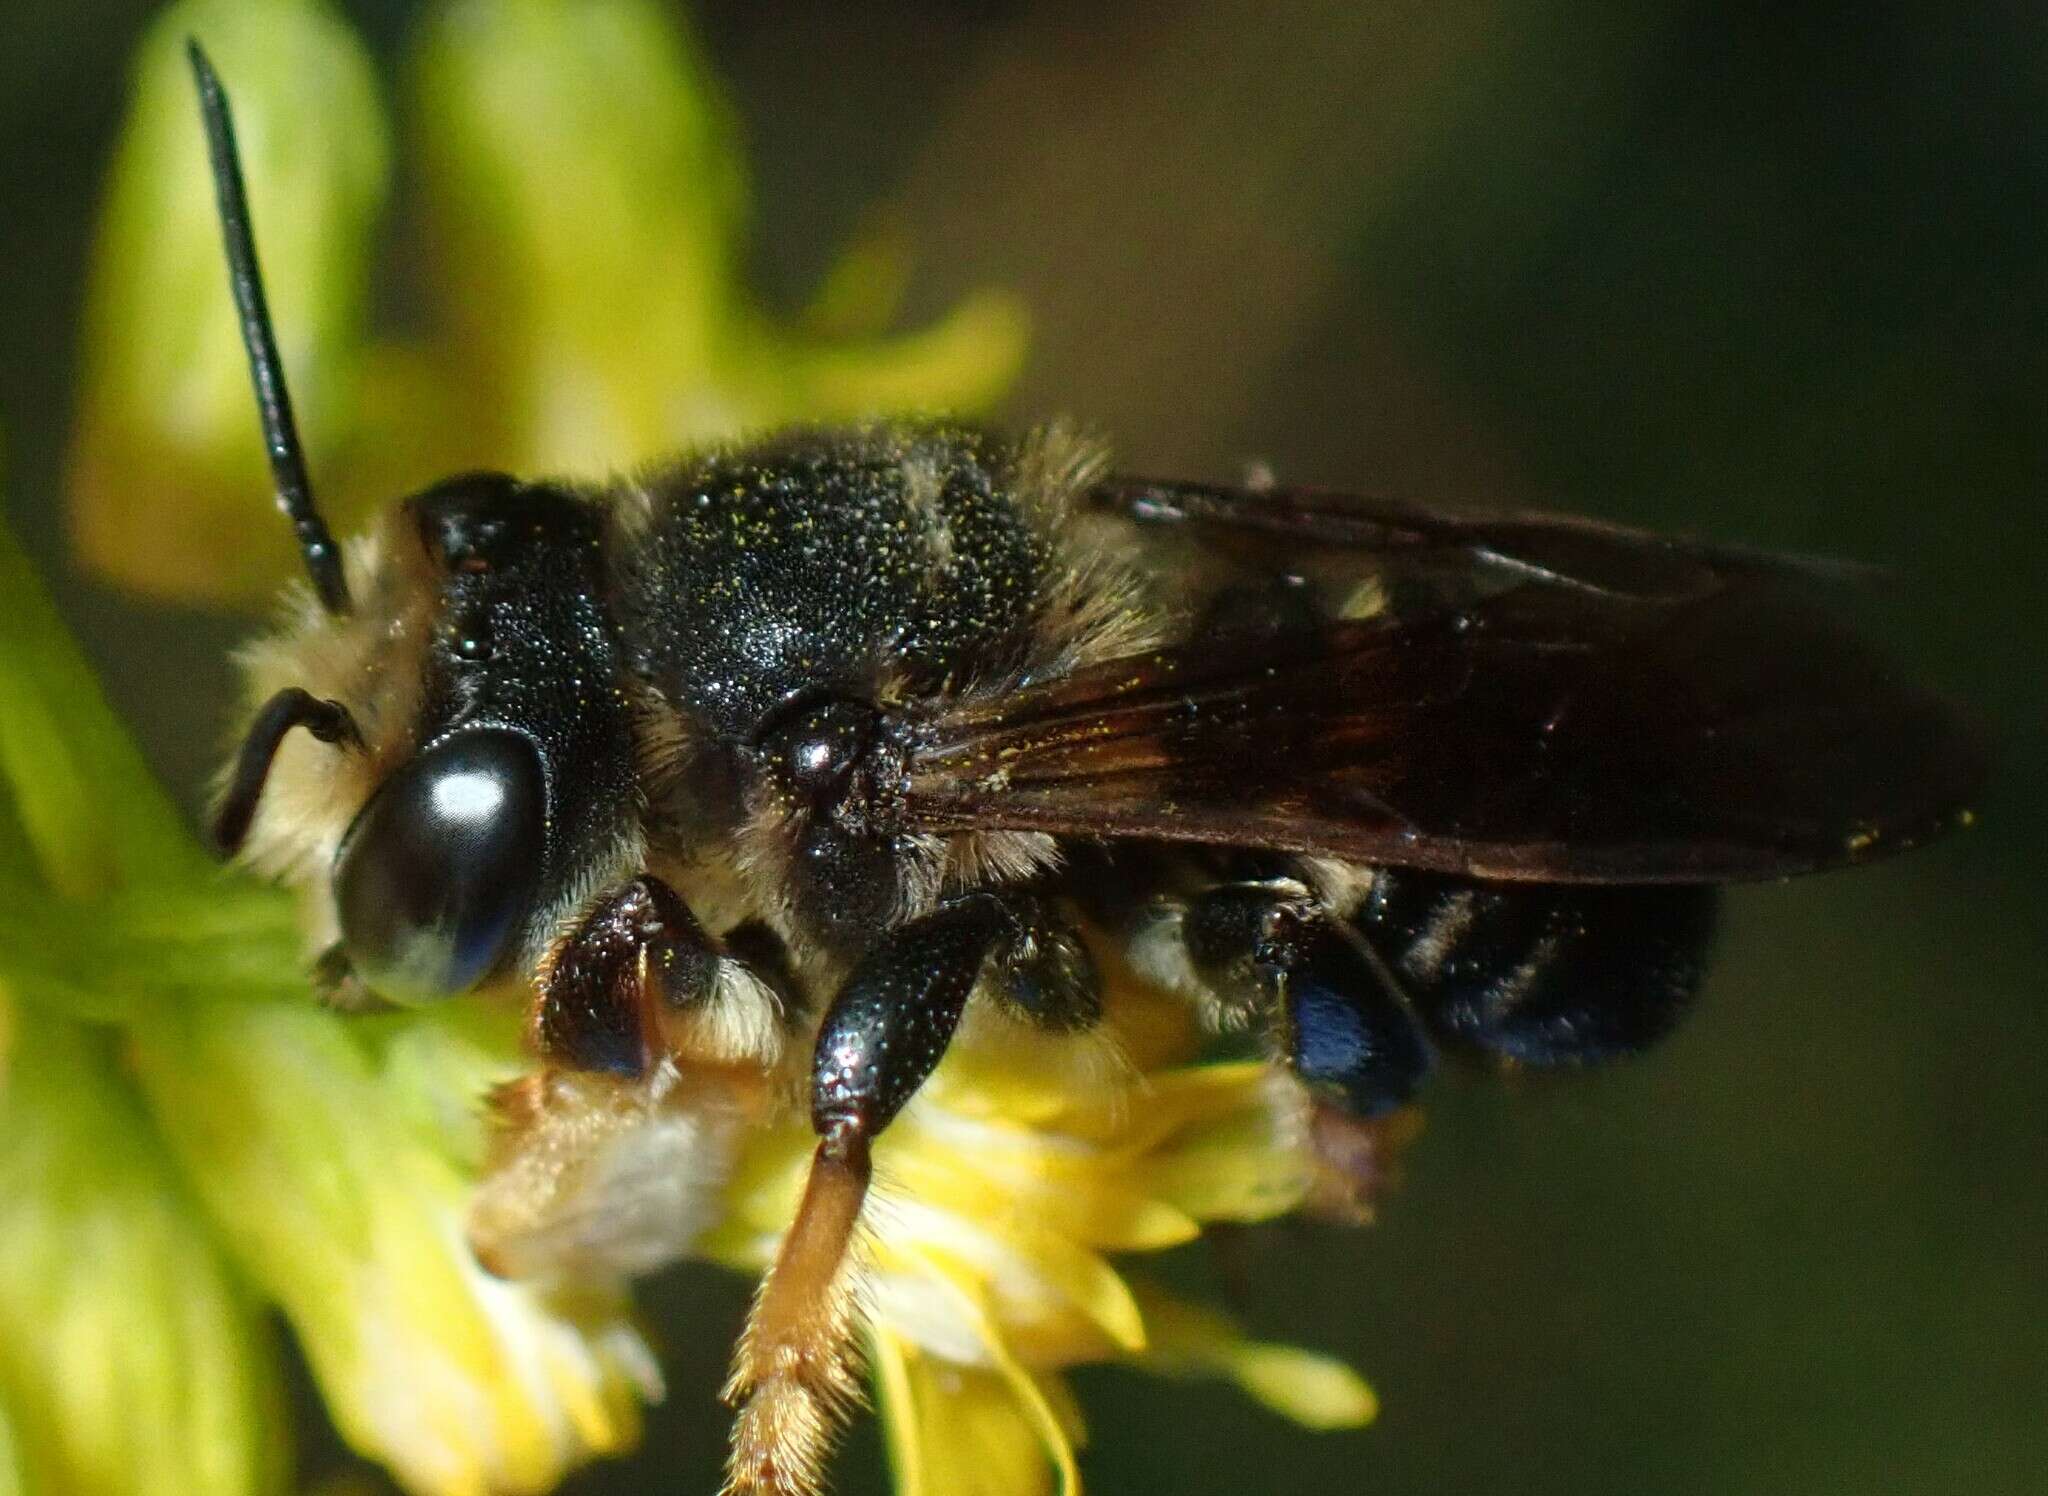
(899, 481, 1984, 883)
(1083, 474, 1883, 600)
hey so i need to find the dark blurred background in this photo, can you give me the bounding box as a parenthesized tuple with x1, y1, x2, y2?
(3, 3, 2043, 1493)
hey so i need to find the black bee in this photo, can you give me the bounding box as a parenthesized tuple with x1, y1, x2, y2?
(188, 44, 1983, 1496)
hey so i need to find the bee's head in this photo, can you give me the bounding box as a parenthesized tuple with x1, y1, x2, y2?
(215, 470, 638, 1004)
(328, 716, 547, 1001)
(192, 46, 637, 1003)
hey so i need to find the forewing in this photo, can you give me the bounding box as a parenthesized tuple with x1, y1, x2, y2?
(1084, 475, 1880, 601)
(905, 489, 1982, 881)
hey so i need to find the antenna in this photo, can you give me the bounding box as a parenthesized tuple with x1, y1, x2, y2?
(186, 39, 352, 613)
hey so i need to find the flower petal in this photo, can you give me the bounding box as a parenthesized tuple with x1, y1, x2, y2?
(881, 1223, 1147, 1362)
(0, 1008, 283, 1496)
(1128, 1280, 1377, 1431)
(68, 0, 390, 605)
(1225, 1343, 1380, 1431)
(960, 1287, 1084, 1496)
(873, 1330, 1054, 1496)
(128, 995, 658, 1496)
(875, 1266, 1086, 1496)
(1129, 1066, 1312, 1225)
(880, 1113, 1201, 1256)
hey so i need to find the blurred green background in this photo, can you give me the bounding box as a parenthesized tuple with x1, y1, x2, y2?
(2, 2, 2042, 1494)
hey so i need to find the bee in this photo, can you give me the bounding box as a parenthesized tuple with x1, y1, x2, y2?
(187, 43, 1984, 1496)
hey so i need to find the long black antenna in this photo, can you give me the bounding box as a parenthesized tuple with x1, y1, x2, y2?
(186, 39, 351, 613)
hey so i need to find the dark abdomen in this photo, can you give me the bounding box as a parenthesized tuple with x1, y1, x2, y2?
(1353, 868, 1720, 1066)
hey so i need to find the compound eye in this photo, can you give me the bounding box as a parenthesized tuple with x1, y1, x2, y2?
(333, 729, 547, 1001)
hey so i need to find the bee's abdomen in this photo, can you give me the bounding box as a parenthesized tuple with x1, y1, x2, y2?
(1353, 869, 1720, 1066)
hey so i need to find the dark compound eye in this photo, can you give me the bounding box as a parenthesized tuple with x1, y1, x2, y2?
(333, 729, 547, 1002)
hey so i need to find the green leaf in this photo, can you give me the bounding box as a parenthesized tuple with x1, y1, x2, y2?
(67, 0, 1025, 613)
(0, 881, 303, 1024)
(407, 0, 757, 473)
(0, 1394, 21, 1496)
(0, 744, 39, 899)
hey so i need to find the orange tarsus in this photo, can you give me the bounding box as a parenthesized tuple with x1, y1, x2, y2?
(722, 1125, 876, 1496)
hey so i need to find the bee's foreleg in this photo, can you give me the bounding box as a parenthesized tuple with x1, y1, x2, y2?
(533, 874, 731, 1076)
(724, 892, 1019, 1496)
(470, 875, 781, 1285)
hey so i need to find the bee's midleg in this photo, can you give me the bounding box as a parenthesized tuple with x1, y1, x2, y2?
(725, 890, 1057, 1495)
(978, 892, 1103, 1032)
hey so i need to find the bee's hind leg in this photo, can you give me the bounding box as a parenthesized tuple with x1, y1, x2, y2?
(725, 890, 1079, 1496)
(1181, 879, 1434, 1117)
(1152, 877, 1432, 1219)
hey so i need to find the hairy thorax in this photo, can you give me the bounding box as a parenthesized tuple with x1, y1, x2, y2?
(607, 425, 1161, 963)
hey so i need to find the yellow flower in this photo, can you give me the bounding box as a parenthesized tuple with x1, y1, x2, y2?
(703, 980, 1376, 1494)
(0, 493, 656, 1495)
(131, 997, 661, 1496)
